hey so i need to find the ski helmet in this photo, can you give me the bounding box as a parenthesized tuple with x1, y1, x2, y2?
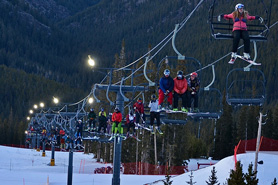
(101, 107, 104, 112)
(114, 107, 119, 111)
(78, 119, 82, 123)
(90, 108, 94, 111)
(151, 94, 156, 99)
(235, 3, 244, 10)
(164, 69, 170, 76)
(177, 70, 183, 78)
(190, 72, 198, 77)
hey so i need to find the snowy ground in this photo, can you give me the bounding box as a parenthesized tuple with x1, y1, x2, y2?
(0, 145, 277, 185)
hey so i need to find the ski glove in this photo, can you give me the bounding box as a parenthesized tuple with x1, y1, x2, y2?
(217, 14, 224, 22)
(256, 16, 264, 23)
(242, 18, 247, 23)
(234, 18, 240, 22)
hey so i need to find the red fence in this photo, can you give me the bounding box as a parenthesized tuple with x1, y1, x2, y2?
(236, 136, 278, 154)
(234, 137, 278, 168)
(123, 162, 188, 175)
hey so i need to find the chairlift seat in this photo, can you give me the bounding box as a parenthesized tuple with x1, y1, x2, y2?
(213, 33, 267, 42)
(187, 112, 221, 119)
(227, 98, 265, 106)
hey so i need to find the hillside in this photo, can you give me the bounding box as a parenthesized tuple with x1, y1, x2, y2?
(0, 65, 87, 145)
(0, 145, 277, 185)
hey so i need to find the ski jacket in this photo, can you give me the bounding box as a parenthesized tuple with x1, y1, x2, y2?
(76, 123, 83, 131)
(187, 77, 200, 92)
(112, 111, 122, 123)
(223, 13, 256, 31)
(133, 102, 144, 114)
(98, 115, 107, 124)
(148, 99, 159, 112)
(87, 111, 96, 120)
(98, 111, 107, 117)
(174, 77, 188, 94)
(159, 76, 174, 93)
(126, 114, 135, 124)
(59, 129, 65, 135)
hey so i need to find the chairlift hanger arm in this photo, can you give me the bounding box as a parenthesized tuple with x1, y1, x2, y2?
(172, 24, 185, 60)
(143, 56, 156, 86)
(120, 77, 130, 102)
(204, 65, 215, 90)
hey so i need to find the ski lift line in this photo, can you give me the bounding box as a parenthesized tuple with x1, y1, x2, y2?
(116, 0, 205, 71)
(115, 32, 174, 85)
(179, 0, 205, 29)
(115, 30, 175, 71)
(114, 0, 206, 84)
(124, 92, 143, 109)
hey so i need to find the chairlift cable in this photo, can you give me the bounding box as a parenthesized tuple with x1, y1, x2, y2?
(116, 0, 205, 71)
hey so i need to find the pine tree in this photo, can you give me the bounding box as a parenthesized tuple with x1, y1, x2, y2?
(271, 178, 277, 185)
(163, 170, 173, 185)
(206, 166, 220, 185)
(244, 163, 258, 185)
(227, 161, 246, 185)
(186, 171, 196, 185)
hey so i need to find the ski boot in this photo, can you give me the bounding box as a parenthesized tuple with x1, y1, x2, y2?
(243, 52, 251, 61)
(156, 126, 163, 135)
(228, 52, 236, 64)
(150, 126, 155, 134)
(168, 105, 173, 110)
(108, 134, 115, 141)
(172, 108, 178, 112)
(193, 108, 199, 113)
(181, 107, 188, 113)
(85, 127, 90, 132)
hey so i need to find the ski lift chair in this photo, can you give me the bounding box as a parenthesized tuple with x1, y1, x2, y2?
(226, 68, 266, 106)
(208, 0, 272, 42)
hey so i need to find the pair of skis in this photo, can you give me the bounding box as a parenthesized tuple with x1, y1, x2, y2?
(229, 54, 261, 65)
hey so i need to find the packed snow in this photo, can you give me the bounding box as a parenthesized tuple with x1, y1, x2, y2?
(0, 145, 277, 185)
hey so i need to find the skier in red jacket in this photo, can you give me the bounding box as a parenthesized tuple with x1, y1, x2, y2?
(173, 70, 188, 112)
(133, 98, 145, 125)
(218, 3, 263, 64)
(111, 107, 123, 135)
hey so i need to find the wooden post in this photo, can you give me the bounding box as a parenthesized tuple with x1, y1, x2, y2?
(254, 112, 263, 174)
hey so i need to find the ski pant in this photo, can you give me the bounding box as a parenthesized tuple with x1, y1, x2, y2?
(188, 92, 198, 108)
(127, 122, 136, 134)
(88, 119, 96, 129)
(98, 122, 107, 133)
(112, 122, 123, 134)
(77, 130, 82, 137)
(232, 30, 250, 53)
(150, 112, 160, 126)
(135, 111, 145, 124)
(173, 91, 187, 108)
(158, 89, 173, 105)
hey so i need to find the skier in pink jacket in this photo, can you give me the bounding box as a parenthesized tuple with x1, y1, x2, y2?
(218, 3, 263, 64)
